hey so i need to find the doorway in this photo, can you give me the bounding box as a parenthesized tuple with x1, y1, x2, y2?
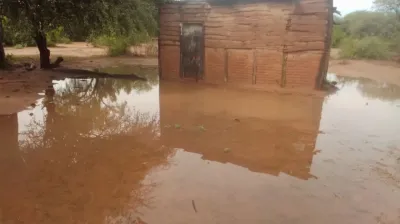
(180, 23, 204, 81)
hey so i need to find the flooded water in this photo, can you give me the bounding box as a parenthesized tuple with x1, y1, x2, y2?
(0, 70, 399, 224)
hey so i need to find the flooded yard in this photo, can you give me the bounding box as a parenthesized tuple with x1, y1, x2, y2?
(0, 67, 400, 223)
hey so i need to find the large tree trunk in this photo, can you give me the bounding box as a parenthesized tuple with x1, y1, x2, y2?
(0, 18, 6, 67)
(35, 32, 51, 69)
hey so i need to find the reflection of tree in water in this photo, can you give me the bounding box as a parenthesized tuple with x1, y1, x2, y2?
(336, 76, 400, 102)
(20, 77, 159, 150)
(7, 77, 171, 224)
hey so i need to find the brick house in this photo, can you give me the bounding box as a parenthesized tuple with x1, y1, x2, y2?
(158, 0, 333, 90)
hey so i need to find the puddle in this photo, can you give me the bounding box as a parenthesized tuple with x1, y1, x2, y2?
(0, 71, 399, 224)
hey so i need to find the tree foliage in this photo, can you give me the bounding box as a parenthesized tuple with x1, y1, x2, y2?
(1, 0, 163, 68)
(332, 7, 400, 59)
(374, 0, 400, 18)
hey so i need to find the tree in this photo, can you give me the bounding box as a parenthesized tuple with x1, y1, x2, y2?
(2, 0, 163, 68)
(0, 1, 5, 67)
(2, 0, 119, 68)
(339, 11, 400, 40)
(3, 0, 99, 68)
(0, 18, 5, 68)
(374, 0, 400, 19)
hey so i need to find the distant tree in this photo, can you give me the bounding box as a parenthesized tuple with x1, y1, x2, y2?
(0, 19, 5, 68)
(374, 0, 400, 19)
(0, 1, 5, 67)
(341, 11, 399, 39)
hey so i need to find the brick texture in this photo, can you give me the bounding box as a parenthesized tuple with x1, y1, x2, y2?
(204, 48, 226, 84)
(285, 52, 323, 88)
(160, 46, 180, 80)
(159, 0, 331, 90)
(255, 49, 283, 86)
(227, 49, 254, 84)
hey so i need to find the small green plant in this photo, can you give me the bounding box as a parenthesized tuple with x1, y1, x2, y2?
(174, 124, 181, 129)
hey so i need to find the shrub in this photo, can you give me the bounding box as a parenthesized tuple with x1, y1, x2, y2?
(14, 44, 26, 49)
(90, 33, 151, 56)
(107, 38, 129, 57)
(332, 25, 347, 48)
(388, 33, 400, 55)
(339, 36, 390, 60)
(339, 38, 358, 59)
(46, 26, 71, 47)
(90, 34, 114, 47)
(2, 16, 35, 46)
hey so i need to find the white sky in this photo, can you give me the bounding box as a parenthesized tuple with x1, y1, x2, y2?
(334, 0, 374, 15)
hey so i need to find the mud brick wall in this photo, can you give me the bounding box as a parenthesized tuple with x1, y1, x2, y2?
(159, 0, 331, 89)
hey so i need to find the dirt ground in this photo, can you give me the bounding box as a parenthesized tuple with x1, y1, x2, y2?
(5, 41, 158, 58)
(5, 42, 107, 58)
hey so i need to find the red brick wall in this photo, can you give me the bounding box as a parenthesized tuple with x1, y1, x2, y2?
(159, 0, 331, 90)
(255, 49, 283, 86)
(160, 46, 180, 80)
(227, 49, 254, 84)
(285, 52, 324, 88)
(204, 48, 225, 84)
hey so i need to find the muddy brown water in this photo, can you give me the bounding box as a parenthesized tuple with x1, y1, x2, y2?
(0, 70, 399, 224)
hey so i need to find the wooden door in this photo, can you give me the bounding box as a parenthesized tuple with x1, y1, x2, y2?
(180, 23, 204, 81)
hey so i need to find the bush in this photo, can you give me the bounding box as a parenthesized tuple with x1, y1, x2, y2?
(2, 16, 35, 46)
(46, 26, 71, 47)
(108, 38, 129, 57)
(3, 16, 71, 47)
(332, 25, 347, 48)
(14, 44, 26, 49)
(388, 34, 400, 54)
(90, 33, 151, 56)
(339, 36, 390, 60)
(90, 35, 128, 56)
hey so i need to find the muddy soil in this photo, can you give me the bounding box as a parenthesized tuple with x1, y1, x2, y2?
(329, 59, 400, 86)
(0, 62, 399, 223)
(0, 45, 400, 223)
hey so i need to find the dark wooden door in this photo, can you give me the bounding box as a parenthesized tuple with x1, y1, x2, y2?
(180, 23, 204, 81)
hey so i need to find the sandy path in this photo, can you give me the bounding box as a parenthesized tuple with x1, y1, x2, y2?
(5, 42, 107, 58)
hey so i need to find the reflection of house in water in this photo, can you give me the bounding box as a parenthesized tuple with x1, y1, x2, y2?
(159, 82, 324, 180)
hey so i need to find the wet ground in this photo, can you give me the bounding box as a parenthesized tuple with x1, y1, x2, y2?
(0, 68, 400, 224)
